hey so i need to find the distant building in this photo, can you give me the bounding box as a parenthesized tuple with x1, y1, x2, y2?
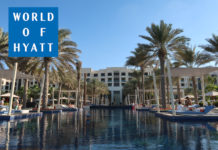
(179, 70, 218, 90)
(81, 67, 152, 104)
(0, 70, 58, 94)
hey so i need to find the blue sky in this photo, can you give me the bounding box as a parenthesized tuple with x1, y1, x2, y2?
(1, 0, 218, 70)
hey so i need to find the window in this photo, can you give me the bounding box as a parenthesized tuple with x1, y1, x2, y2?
(128, 78, 132, 81)
(94, 73, 98, 77)
(108, 73, 112, 76)
(86, 78, 90, 82)
(101, 78, 105, 82)
(108, 83, 112, 87)
(121, 78, 126, 82)
(181, 83, 184, 86)
(121, 72, 126, 76)
(101, 73, 105, 76)
(128, 73, 133, 76)
(108, 78, 112, 82)
(122, 83, 125, 86)
(114, 83, 120, 87)
(87, 73, 90, 77)
(144, 72, 148, 76)
(114, 72, 119, 76)
(114, 78, 119, 82)
(181, 78, 184, 82)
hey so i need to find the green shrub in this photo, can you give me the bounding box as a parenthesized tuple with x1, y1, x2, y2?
(199, 102, 203, 107)
(213, 101, 218, 107)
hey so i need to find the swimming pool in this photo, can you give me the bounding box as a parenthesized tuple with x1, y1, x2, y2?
(0, 109, 218, 150)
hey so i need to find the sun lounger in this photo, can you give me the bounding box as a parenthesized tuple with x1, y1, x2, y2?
(174, 106, 215, 115)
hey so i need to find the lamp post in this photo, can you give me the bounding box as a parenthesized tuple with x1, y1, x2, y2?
(8, 62, 18, 115)
(152, 68, 160, 113)
(166, 59, 176, 115)
(37, 75, 45, 113)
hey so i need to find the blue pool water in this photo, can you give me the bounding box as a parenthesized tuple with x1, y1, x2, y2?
(0, 109, 218, 150)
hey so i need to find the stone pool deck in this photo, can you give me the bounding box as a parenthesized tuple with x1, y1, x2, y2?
(155, 112, 218, 121)
(30, 109, 62, 113)
(0, 112, 42, 121)
(136, 108, 150, 111)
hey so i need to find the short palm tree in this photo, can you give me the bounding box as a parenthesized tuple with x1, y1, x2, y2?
(173, 47, 213, 103)
(140, 20, 189, 108)
(87, 79, 109, 104)
(49, 65, 76, 105)
(126, 44, 154, 104)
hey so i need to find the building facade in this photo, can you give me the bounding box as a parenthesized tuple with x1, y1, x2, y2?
(179, 70, 218, 90)
(0, 70, 58, 94)
(81, 67, 153, 104)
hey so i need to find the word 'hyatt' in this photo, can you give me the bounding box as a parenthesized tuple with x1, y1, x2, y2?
(13, 43, 53, 52)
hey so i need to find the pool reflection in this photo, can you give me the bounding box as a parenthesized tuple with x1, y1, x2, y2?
(0, 109, 218, 150)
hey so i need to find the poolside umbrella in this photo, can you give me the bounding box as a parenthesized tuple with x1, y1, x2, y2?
(0, 93, 19, 98)
(205, 91, 218, 97)
(60, 97, 68, 100)
(184, 95, 194, 99)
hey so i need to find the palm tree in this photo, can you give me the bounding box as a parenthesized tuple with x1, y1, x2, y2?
(126, 44, 154, 104)
(33, 29, 81, 108)
(0, 28, 8, 69)
(140, 20, 189, 108)
(49, 65, 76, 105)
(201, 34, 218, 64)
(173, 47, 213, 103)
(87, 79, 109, 104)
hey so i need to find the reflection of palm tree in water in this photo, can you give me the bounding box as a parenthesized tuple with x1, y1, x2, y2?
(74, 111, 79, 149)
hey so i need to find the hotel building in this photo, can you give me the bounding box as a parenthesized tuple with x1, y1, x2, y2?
(81, 67, 153, 104)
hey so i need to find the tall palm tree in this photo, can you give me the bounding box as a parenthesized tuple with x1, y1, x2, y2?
(126, 44, 154, 104)
(140, 20, 189, 108)
(201, 34, 218, 64)
(173, 47, 213, 103)
(0, 28, 8, 69)
(33, 29, 81, 108)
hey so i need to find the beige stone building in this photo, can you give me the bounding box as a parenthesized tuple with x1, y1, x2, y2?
(81, 67, 153, 104)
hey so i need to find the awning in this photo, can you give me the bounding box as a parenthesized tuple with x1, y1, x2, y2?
(205, 91, 218, 96)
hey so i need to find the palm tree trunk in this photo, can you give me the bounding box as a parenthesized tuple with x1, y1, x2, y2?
(177, 77, 181, 102)
(141, 67, 145, 104)
(159, 57, 166, 108)
(58, 83, 62, 105)
(43, 58, 50, 108)
(192, 76, 198, 104)
(166, 77, 170, 104)
(83, 73, 87, 106)
(77, 79, 80, 108)
(22, 79, 28, 108)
